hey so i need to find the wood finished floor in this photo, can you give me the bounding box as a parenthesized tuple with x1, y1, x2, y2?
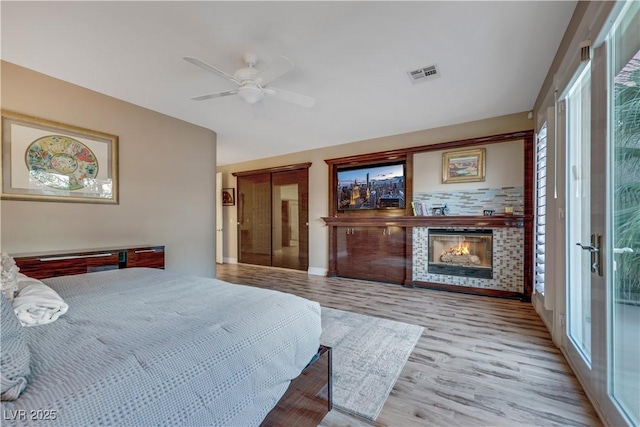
(216, 263, 602, 427)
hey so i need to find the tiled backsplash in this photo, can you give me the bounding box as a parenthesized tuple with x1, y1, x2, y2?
(413, 226, 524, 293)
(413, 186, 524, 216)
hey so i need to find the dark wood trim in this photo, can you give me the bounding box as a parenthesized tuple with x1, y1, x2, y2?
(413, 280, 523, 300)
(522, 133, 534, 301)
(322, 215, 528, 228)
(324, 130, 533, 165)
(232, 162, 312, 177)
(326, 154, 411, 219)
(326, 225, 338, 277)
(404, 227, 414, 288)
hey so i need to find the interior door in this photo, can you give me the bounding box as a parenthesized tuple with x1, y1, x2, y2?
(216, 172, 223, 264)
(237, 172, 272, 266)
(271, 169, 309, 271)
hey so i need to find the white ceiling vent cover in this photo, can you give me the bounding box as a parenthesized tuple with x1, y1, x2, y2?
(407, 64, 439, 84)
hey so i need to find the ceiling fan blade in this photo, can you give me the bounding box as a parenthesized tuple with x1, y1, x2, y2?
(266, 86, 316, 108)
(256, 56, 294, 85)
(183, 56, 240, 85)
(190, 89, 238, 101)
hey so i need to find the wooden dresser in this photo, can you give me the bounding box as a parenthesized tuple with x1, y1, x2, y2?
(12, 245, 165, 280)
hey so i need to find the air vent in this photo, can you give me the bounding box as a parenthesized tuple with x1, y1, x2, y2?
(407, 64, 439, 84)
(580, 40, 591, 62)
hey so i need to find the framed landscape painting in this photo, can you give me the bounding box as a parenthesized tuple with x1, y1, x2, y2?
(1, 110, 118, 204)
(442, 148, 486, 183)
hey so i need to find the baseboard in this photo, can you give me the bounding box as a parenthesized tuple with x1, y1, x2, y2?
(223, 257, 238, 264)
(532, 293, 554, 333)
(559, 347, 609, 427)
(308, 267, 327, 276)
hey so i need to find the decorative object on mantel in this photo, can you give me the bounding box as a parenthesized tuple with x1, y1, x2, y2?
(431, 204, 449, 216)
(1, 110, 119, 204)
(442, 148, 486, 183)
(222, 188, 235, 206)
(483, 209, 495, 216)
(411, 201, 430, 216)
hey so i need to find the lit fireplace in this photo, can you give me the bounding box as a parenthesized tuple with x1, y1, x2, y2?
(428, 229, 493, 279)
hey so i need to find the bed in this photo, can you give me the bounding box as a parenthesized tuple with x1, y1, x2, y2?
(1, 266, 328, 426)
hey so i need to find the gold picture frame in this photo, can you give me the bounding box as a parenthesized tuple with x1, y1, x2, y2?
(442, 148, 486, 183)
(1, 110, 119, 204)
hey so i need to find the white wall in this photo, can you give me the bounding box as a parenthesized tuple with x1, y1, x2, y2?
(413, 140, 524, 193)
(1, 62, 218, 277)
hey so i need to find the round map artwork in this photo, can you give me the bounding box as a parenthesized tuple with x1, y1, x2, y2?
(25, 135, 99, 191)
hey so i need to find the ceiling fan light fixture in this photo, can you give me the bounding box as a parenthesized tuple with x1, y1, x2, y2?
(237, 85, 263, 104)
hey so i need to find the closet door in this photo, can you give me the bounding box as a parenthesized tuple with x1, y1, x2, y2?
(237, 172, 272, 266)
(272, 168, 309, 271)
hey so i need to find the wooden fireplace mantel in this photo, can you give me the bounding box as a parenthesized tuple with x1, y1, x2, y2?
(321, 215, 529, 228)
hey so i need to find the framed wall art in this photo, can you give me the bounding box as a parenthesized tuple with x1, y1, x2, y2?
(222, 188, 235, 206)
(1, 110, 119, 204)
(442, 148, 486, 183)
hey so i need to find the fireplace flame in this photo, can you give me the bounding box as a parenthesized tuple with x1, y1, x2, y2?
(442, 241, 471, 256)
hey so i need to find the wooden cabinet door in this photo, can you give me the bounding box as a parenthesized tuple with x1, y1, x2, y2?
(336, 226, 349, 276)
(367, 227, 389, 280)
(336, 226, 361, 278)
(367, 226, 406, 284)
(335, 226, 406, 284)
(384, 226, 406, 284)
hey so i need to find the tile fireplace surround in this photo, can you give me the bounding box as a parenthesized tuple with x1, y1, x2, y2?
(413, 226, 525, 293)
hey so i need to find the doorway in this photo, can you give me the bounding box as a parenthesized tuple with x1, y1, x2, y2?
(235, 164, 310, 271)
(563, 3, 639, 425)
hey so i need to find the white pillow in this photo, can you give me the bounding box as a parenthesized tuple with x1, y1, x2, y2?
(1, 253, 20, 302)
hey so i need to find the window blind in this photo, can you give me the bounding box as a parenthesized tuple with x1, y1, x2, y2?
(534, 124, 548, 295)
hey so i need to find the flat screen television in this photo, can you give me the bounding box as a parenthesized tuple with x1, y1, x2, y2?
(337, 161, 405, 210)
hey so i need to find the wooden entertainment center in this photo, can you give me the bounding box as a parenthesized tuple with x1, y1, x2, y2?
(323, 130, 535, 301)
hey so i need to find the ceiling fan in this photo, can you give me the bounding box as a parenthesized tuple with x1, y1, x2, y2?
(183, 53, 316, 108)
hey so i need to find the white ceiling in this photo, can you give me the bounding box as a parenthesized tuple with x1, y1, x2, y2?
(1, 1, 576, 166)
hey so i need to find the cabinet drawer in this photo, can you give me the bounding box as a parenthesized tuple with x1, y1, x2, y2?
(126, 246, 165, 269)
(15, 251, 120, 280)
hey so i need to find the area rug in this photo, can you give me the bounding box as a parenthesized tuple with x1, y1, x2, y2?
(320, 306, 424, 421)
